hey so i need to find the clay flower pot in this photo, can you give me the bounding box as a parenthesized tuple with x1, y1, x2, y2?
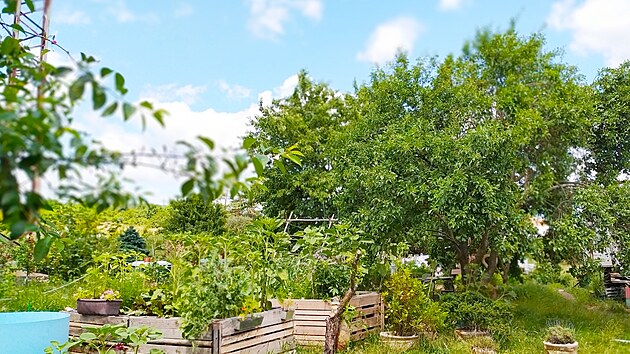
(76, 299, 122, 316)
(543, 341, 578, 354)
(380, 331, 419, 351)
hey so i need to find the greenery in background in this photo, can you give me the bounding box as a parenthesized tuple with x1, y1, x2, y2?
(247, 71, 350, 221)
(440, 291, 512, 342)
(382, 265, 446, 337)
(164, 194, 227, 235)
(118, 227, 149, 255)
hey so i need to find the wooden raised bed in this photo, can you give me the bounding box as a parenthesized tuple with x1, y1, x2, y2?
(282, 292, 384, 346)
(69, 308, 295, 354)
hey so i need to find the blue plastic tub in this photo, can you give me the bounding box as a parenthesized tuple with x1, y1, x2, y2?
(0, 312, 70, 353)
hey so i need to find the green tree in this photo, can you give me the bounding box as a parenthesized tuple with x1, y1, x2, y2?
(164, 194, 227, 235)
(118, 226, 148, 255)
(247, 71, 350, 219)
(333, 28, 592, 282)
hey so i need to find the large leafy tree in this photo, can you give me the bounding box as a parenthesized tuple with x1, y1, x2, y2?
(247, 71, 351, 219)
(334, 28, 592, 281)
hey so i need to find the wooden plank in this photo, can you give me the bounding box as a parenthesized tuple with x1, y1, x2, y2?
(292, 300, 332, 311)
(294, 320, 327, 327)
(293, 309, 331, 316)
(349, 293, 381, 308)
(218, 309, 284, 337)
(293, 314, 330, 321)
(222, 321, 294, 346)
(70, 313, 129, 325)
(294, 326, 325, 336)
(222, 329, 294, 354)
(147, 338, 212, 347)
(139, 343, 213, 354)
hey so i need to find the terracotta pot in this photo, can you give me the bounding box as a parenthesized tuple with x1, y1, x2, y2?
(543, 341, 578, 353)
(380, 331, 419, 351)
(76, 299, 122, 316)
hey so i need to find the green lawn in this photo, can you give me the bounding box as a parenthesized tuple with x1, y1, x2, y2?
(297, 282, 630, 353)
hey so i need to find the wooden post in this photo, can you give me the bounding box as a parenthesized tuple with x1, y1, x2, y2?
(212, 320, 221, 354)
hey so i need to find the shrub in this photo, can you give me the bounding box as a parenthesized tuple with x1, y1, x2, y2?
(440, 291, 512, 338)
(164, 194, 227, 235)
(545, 325, 576, 344)
(118, 226, 149, 255)
(383, 266, 446, 336)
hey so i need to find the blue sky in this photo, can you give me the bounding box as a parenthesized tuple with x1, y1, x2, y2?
(44, 0, 630, 203)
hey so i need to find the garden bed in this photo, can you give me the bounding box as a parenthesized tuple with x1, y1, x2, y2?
(69, 308, 295, 354)
(282, 291, 383, 346)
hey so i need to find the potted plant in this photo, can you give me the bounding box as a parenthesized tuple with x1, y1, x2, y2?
(469, 335, 499, 354)
(76, 289, 123, 316)
(441, 291, 511, 340)
(380, 266, 446, 350)
(543, 325, 578, 354)
(235, 297, 264, 331)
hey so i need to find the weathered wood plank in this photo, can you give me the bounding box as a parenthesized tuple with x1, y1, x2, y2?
(222, 321, 294, 346)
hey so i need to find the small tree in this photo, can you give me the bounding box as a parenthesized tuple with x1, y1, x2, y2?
(164, 194, 227, 235)
(118, 227, 148, 255)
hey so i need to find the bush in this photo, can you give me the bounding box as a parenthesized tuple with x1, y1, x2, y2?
(383, 266, 446, 336)
(164, 194, 227, 235)
(545, 325, 576, 344)
(440, 291, 512, 339)
(118, 226, 149, 255)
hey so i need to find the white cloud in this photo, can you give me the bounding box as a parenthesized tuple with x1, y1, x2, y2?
(61, 77, 299, 203)
(140, 84, 207, 105)
(175, 3, 194, 17)
(548, 0, 630, 66)
(357, 17, 424, 65)
(438, 0, 464, 11)
(246, 0, 323, 39)
(56, 9, 91, 25)
(107, 0, 159, 24)
(217, 80, 252, 99)
(257, 74, 299, 106)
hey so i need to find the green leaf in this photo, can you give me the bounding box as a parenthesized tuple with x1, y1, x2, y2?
(34, 236, 54, 262)
(69, 76, 87, 102)
(243, 137, 256, 149)
(1, 37, 19, 55)
(92, 85, 106, 110)
(153, 109, 166, 127)
(79, 332, 97, 341)
(123, 102, 136, 121)
(198, 136, 215, 150)
(252, 156, 265, 176)
(100, 67, 113, 78)
(115, 73, 127, 94)
(274, 159, 287, 174)
(181, 179, 195, 196)
(102, 102, 118, 117)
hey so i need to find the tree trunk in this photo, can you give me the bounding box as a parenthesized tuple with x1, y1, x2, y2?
(323, 252, 360, 354)
(482, 249, 499, 285)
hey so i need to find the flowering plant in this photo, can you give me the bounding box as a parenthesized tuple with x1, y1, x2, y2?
(100, 289, 121, 301)
(238, 296, 263, 319)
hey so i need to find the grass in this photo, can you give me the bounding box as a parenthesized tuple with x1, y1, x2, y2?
(296, 282, 630, 353)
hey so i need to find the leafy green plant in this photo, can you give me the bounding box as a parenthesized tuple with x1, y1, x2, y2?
(127, 287, 176, 317)
(175, 253, 252, 339)
(46, 323, 164, 354)
(383, 265, 446, 336)
(545, 325, 576, 344)
(440, 291, 512, 338)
